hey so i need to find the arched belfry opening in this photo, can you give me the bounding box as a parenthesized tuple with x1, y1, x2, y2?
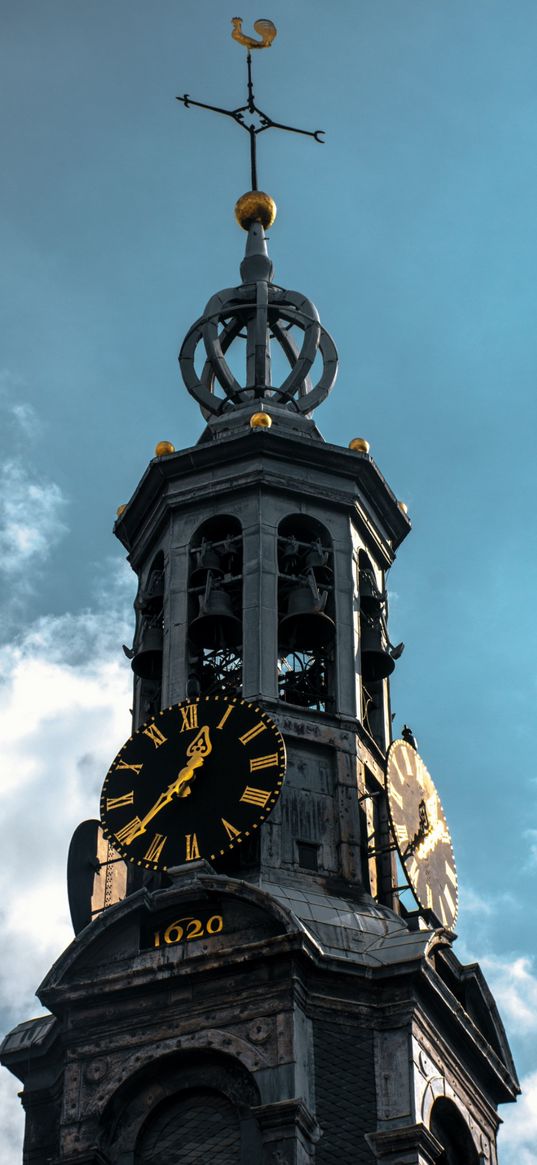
(187, 515, 243, 697)
(277, 514, 335, 712)
(358, 549, 396, 749)
(430, 1098, 480, 1164)
(128, 550, 165, 721)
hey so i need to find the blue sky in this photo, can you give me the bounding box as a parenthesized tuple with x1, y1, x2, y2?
(1, 2, 537, 1159)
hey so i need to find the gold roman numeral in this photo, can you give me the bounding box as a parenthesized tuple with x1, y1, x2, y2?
(249, 753, 278, 772)
(143, 723, 167, 748)
(115, 760, 143, 775)
(185, 833, 200, 861)
(106, 792, 134, 811)
(216, 704, 234, 730)
(180, 704, 198, 731)
(144, 834, 167, 863)
(114, 817, 143, 845)
(240, 786, 271, 808)
(221, 818, 240, 840)
(394, 822, 408, 847)
(239, 721, 266, 746)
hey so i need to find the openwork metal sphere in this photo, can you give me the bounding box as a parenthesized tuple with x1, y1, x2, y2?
(179, 222, 338, 421)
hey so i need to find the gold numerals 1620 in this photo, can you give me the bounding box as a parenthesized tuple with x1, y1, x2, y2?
(153, 914, 223, 948)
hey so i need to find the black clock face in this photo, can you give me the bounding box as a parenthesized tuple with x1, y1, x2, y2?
(100, 697, 286, 871)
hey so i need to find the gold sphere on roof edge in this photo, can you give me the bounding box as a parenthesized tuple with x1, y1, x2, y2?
(235, 191, 277, 230)
(398, 500, 409, 515)
(348, 437, 370, 453)
(116, 504, 127, 518)
(154, 440, 176, 457)
(250, 411, 272, 430)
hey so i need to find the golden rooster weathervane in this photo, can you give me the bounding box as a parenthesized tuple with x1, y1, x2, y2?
(231, 16, 277, 50)
(177, 17, 324, 191)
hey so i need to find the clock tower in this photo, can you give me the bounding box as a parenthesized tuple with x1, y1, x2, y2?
(1, 23, 519, 1165)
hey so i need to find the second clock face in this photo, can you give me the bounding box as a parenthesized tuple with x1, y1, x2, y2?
(100, 696, 286, 871)
(386, 739, 458, 931)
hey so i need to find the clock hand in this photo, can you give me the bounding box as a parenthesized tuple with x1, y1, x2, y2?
(122, 755, 207, 842)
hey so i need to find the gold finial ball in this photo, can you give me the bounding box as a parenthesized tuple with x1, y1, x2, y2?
(398, 500, 409, 515)
(250, 411, 272, 430)
(116, 504, 127, 518)
(154, 440, 175, 458)
(235, 191, 277, 231)
(348, 437, 370, 454)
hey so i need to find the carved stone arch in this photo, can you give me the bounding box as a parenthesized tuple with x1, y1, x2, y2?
(429, 1096, 481, 1164)
(99, 1048, 262, 1164)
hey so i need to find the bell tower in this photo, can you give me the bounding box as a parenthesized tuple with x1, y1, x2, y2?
(1, 20, 518, 1165)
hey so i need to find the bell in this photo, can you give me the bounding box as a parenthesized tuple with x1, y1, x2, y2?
(360, 614, 395, 682)
(131, 624, 163, 680)
(189, 583, 242, 649)
(280, 535, 301, 575)
(359, 568, 385, 616)
(190, 540, 223, 587)
(304, 538, 328, 571)
(145, 569, 164, 604)
(279, 572, 335, 651)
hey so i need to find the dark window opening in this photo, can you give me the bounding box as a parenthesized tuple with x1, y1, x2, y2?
(277, 515, 335, 713)
(127, 551, 165, 721)
(430, 1097, 480, 1165)
(187, 516, 243, 698)
(358, 551, 397, 749)
(297, 841, 320, 871)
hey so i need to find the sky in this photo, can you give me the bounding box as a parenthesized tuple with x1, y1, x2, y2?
(1, 0, 537, 1159)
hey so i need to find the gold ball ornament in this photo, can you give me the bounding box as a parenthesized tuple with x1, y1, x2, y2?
(348, 437, 370, 453)
(398, 500, 409, 515)
(116, 504, 127, 518)
(250, 412, 273, 430)
(154, 440, 175, 458)
(235, 191, 277, 231)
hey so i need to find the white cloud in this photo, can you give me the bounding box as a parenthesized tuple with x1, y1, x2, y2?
(0, 380, 67, 587)
(0, 459, 68, 577)
(499, 1070, 537, 1165)
(480, 955, 537, 1036)
(0, 1073, 24, 1165)
(0, 573, 135, 1162)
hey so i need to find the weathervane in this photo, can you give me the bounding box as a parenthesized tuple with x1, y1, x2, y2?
(177, 17, 324, 191)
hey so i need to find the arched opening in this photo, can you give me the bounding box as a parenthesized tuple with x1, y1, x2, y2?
(358, 550, 403, 749)
(135, 1087, 240, 1164)
(127, 550, 165, 720)
(430, 1097, 480, 1164)
(101, 1050, 262, 1165)
(187, 516, 243, 697)
(277, 514, 335, 712)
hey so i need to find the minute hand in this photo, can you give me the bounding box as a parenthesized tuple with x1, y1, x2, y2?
(134, 755, 205, 837)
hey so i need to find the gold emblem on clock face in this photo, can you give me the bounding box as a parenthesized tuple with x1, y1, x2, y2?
(386, 739, 458, 930)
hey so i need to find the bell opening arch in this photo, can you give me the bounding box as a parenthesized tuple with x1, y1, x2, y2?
(277, 513, 335, 713)
(187, 515, 243, 699)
